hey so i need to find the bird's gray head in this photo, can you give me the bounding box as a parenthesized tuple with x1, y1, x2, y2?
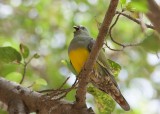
(73, 25, 89, 37)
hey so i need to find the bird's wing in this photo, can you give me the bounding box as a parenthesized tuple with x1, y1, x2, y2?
(87, 39, 118, 86)
(88, 39, 130, 111)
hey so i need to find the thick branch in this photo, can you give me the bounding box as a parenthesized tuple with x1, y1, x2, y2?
(0, 77, 41, 113)
(0, 77, 94, 114)
(146, 0, 160, 33)
(8, 98, 28, 114)
(75, 0, 119, 108)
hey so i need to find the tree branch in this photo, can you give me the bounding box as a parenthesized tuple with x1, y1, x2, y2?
(0, 77, 41, 113)
(75, 0, 119, 108)
(146, 0, 160, 33)
(8, 98, 29, 114)
(0, 77, 94, 114)
(116, 11, 155, 30)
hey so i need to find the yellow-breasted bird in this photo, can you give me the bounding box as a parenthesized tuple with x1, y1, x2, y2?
(68, 25, 130, 111)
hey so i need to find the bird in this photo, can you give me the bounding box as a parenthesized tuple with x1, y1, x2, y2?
(68, 25, 130, 111)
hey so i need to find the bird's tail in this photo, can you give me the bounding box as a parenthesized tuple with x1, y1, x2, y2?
(108, 88, 130, 111)
(91, 66, 130, 111)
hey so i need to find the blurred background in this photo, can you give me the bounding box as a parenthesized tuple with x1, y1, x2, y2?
(0, 0, 160, 114)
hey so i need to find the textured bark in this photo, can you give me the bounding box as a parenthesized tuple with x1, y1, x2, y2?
(146, 0, 160, 33)
(0, 77, 94, 114)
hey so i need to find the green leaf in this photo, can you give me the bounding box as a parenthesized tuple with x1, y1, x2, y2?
(126, 2, 136, 12)
(107, 59, 121, 77)
(61, 59, 77, 75)
(20, 43, 30, 58)
(5, 72, 22, 83)
(35, 78, 47, 86)
(126, 1, 148, 12)
(32, 78, 48, 90)
(88, 85, 116, 114)
(0, 46, 22, 63)
(33, 53, 40, 58)
(120, 0, 126, 5)
(141, 32, 160, 52)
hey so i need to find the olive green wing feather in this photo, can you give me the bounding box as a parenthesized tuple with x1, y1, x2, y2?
(87, 39, 117, 86)
(87, 39, 130, 111)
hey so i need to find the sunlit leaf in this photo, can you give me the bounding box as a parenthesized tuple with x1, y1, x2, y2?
(88, 85, 116, 114)
(126, 1, 148, 12)
(5, 72, 22, 83)
(20, 43, 30, 58)
(120, 0, 126, 5)
(107, 59, 121, 77)
(35, 78, 47, 86)
(126, 2, 136, 12)
(32, 78, 48, 90)
(0, 46, 22, 63)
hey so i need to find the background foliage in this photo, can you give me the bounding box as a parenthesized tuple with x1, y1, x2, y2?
(0, 0, 160, 114)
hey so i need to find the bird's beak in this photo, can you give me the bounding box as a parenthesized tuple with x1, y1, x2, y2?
(73, 26, 80, 31)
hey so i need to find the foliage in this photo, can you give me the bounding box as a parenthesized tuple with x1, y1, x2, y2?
(125, 1, 148, 12)
(5, 72, 22, 83)
(20, 43, 30, 58)
(0, 0, 160, 114)
(88, 85, 116, 114)
(107, 59, 121, 77)
(0, 47, 21, 63)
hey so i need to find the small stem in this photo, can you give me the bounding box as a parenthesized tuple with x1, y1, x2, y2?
(20, 62, 27, 84)
(58, 77, 70, 90)
(116, 11, 155, 30)
(104, 42, 123, 51)
(108, 10, 142, 50)
(109, 10, 125, 47)
(156, 51, 160, 59)
(20, 55, 35, 84)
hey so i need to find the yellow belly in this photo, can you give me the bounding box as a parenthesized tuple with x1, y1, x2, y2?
(69, 48, 89, 73)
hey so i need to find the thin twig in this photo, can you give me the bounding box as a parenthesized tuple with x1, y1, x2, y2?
(27, 82, 36, 88)
(105, 41, 142, 51)
(20, 62, 27, 84)
(58, 77, 70, 90)
(139, 13, 147, 32)
(108, 10, 142, 51)
(20, 55, 35, 84)
(109, 10, 125, 47)
(38, 88, 56, 93)
(26, 55, 35, 65)
(156, 51, 160, 59)
(95, 16, 102, 30)
(38, 77, 71, 93)
(104, 42, 123, 51)
(42, 77, 78, 101)
(39, 76, 78, 101)
(54, 82, 78, 101)
(116, 11, 155, 30)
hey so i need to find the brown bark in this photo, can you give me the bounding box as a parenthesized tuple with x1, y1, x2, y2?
(146, 0, 160, 33)
(0, 77, 94, 114)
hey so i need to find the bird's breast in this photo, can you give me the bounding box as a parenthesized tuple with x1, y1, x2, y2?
(69, 48, 89, 73)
